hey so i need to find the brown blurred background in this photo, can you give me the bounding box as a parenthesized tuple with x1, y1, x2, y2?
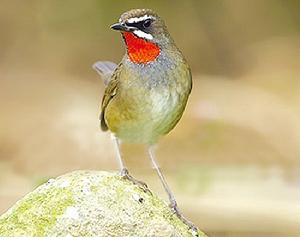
(1, 0, 300, 236)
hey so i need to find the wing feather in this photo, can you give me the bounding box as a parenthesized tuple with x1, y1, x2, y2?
(93, 61, 122, 131)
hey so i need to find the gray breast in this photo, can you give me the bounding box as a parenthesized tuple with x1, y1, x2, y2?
(124, 50, 182, 89)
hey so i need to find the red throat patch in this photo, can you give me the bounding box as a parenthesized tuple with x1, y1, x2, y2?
(122, 32, 160, 64)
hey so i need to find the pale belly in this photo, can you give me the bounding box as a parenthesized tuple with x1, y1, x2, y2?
(105, 85, 188, 144)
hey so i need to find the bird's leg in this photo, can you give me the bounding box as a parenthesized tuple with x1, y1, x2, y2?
(112, 135, 149, 192)
(111, 135, 126, 173)
(147, 146, 199, 236)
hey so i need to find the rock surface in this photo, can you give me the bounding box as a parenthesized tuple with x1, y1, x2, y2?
(0, 170, 207, 237)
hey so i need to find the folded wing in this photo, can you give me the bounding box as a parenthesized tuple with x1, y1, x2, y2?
(93, 61, 121, 131)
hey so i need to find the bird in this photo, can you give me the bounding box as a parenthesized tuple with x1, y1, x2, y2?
(93, 9, 197, 235)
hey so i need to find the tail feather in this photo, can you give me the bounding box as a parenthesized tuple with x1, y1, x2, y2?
(92, 61, 117, 85)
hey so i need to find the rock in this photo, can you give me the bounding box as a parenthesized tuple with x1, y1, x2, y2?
(0, 170, 207, 237)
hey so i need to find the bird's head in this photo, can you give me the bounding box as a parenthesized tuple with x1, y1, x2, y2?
(111, 9, 172, 64)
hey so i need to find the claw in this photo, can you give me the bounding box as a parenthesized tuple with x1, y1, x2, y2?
(120, 168, 151, 194)
(170, 202, 199, 237)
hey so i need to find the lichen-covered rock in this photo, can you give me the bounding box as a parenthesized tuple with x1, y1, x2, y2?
(0, 170, 207, 237)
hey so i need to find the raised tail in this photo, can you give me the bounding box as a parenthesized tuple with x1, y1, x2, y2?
(92, 61, 117, 86)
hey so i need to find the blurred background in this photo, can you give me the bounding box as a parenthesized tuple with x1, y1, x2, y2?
(0, 0, 300, 236)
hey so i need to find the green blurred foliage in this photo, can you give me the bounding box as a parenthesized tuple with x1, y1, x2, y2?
(0, 0, 299, 76)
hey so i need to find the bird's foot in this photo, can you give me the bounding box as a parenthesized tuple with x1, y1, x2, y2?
(120, 168, 151, 193)
(170, 201, 199, 237)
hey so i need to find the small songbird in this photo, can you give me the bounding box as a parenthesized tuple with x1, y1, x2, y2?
(93, 9, 197, 235)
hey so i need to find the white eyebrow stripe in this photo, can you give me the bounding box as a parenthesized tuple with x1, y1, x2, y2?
(133, 30, 153, 40)
(127, 15, 155, 23)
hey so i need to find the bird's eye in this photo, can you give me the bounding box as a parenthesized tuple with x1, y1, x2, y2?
(143, 19, 151, 28)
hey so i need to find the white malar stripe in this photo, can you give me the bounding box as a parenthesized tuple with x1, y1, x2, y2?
(127, 15, 155, 24)
(133, 30, 153, 40)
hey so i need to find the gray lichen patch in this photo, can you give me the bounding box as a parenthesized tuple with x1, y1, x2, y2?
(0, 170, 207, 237)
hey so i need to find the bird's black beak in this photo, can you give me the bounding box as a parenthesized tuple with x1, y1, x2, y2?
(110, 22, 135, 32)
